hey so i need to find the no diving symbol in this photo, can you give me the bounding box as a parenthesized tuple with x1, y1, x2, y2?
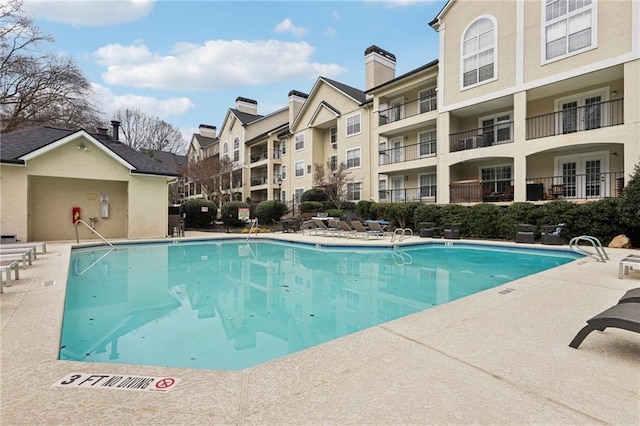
(155, 378, 175, 390)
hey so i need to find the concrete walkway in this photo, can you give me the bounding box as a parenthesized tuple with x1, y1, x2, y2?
(1, 233, 639, 425)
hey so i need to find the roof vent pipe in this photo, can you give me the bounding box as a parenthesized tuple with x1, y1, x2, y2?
(111, 120, 121, 141)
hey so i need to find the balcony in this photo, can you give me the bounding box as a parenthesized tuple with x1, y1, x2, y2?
(526, 98, 623, 140)
(449, 122, 514, 152)
(378, 95, 437, 126)
(379, 141, 436, 165)
(250, 175, 268, 186)
(378, 187, 437, 203)
(525, 171, 624, 200)
(250, 151, 268, 163)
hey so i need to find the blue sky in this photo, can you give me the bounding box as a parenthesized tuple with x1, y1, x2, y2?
(25, 0, 446, 150)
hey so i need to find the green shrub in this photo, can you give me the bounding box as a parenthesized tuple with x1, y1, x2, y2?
(327, 208, 342, 218)
(220, 201, 249, 227)
(413, 204, 441, 229)
(466, 203, 505, 239)
(571, 199, 625, 245)
(618, 163, 640, 244)
(300, 201, 323, 214)
(300, 188, 328, 202)
(183, 198, 217, 229)
(438, 204, 471, 236)
(355, 200, 375, 219)
(255, 200, 288, 224)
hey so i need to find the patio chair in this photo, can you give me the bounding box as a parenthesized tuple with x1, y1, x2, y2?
(541, 223, 565, 245)
(569, 302, 640, 349)
(367, 221, 387, 235)
(619, 287, 640, 304)
(336, 221, 359, 238)
(351, 221, 384, 239)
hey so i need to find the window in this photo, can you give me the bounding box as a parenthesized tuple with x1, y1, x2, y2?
(280, 165, 287, 180)
(379, 179, 388, 201)
(418, 173, 437, 199)
(462, 17, 496, 88)
(346, 147, 361, 169)
(281, 140, 287, 155)
(280, 189, 287, 202)
(347, 182, 362, 201)
(330, 127, 337, 145)
(479, 113, 512, 145)
(419, 88, 437, 113)
(294, 133, 304, 151)
(346, 114, 361, 136)
(329, 154, 337, 173)
(555, 88, 607, 134)
(481, 165, 512, 193)
(222, 142, 229, 158)
(544, 0, 595, 62)
(294, 161, 304, 177)
(379, 141, 388, 165)
(233, 137, 240, 162)
(294, 188, 304, 203)
(418, 130, 437, 157)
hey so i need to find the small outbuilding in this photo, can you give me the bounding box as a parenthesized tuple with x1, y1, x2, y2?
(1, 123, 181, 241)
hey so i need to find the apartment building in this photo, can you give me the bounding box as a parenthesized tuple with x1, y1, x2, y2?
(188, 0, 639, 209)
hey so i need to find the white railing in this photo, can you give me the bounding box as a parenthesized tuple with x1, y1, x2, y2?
(569, 235, 609, 263)
(74, 220, 115, 250)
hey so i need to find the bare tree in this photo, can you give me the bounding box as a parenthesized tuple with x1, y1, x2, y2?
(114, 107, 185, 153)
(0, 0, 103, 132)
(313, 159, 352, 210)
(181, 156, 236, 203)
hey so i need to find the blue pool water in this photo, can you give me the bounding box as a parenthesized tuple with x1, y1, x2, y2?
(60, 239, 579, 370)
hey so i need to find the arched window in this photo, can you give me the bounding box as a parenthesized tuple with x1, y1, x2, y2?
(462, 17, 496, 88)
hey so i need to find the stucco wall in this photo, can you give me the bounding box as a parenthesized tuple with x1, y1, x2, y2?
(0, 165, 29, 240)
(128, 175, 169, 239)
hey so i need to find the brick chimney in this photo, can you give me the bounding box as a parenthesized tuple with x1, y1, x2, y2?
(364, 45, 396, 91)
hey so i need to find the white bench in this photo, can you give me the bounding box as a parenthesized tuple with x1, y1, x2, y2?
(0, 252, 32, 269)
(0, 241, 47, 254)
(618, 255, 640, 279)
(0, 260, 20, 293)
(0, 246, 36, 264)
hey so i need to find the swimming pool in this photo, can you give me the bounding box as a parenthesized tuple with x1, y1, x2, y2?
(60, 239, 579, 370)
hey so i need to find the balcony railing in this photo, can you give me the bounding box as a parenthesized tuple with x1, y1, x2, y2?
(250, 151, 268, 163)
(525, 171, 624, 200)
(379, 141, 436, 165)
(526, 98, 624, 140)
(378, 95, 437, 126)
(449, 122, 514, 152)
(378, 187, 437, 203)
(250, 175, 268, 186)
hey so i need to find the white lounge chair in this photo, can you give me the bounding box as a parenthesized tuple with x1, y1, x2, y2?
(0, 241, 47, 254)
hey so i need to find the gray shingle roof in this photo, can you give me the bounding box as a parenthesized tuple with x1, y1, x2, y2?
(320, 77, 367, 104)
(1, 126, 180, 177)
(193, 133, 218, 148)
(146, 150, 187, 174)
(230, 109, 263, 125)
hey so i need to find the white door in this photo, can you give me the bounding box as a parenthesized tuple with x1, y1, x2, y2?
(391, 176, 404, 202)
(557, 153, 606, 199)
(391, 138, 403, 163)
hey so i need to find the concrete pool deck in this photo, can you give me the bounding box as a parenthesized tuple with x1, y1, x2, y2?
(1, 232, 639, 425)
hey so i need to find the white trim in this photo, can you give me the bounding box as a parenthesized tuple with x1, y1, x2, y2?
(20, 131, 134, 170)
(294, 133, 305, 151)
(294, 160, 305, 178)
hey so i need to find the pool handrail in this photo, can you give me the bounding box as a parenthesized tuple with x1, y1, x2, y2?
(74, 219, 116, 250)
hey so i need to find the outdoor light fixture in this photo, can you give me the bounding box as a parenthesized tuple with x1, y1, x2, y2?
(77, 142, 88, 151)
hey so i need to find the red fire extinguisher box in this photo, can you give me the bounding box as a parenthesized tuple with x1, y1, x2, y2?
(72, 207, 81, 223)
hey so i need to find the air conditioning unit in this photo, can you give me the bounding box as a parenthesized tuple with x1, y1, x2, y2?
(458, 136, 482, 150)
(331, 143, 337, 150)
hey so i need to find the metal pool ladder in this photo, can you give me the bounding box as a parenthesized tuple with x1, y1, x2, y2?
(391, 228, 413, 243)
(74, 219, 115, 249)
(569, 235, 609, 262)
(246, 218, 258, 241)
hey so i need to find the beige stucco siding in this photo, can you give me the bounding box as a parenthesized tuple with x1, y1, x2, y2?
(128, 175, 169, 239)
(440, 1, 518, 107)
(0, 165, 29, 240)
(29, 176, 127, 241)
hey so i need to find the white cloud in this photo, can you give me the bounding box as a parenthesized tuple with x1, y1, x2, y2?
(274, 18, 307, 38)
(324, 27, 337, 37)
(91, 83, 195, 119)
(24, 0, 155, 27)
(95, 39, 347, 91)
